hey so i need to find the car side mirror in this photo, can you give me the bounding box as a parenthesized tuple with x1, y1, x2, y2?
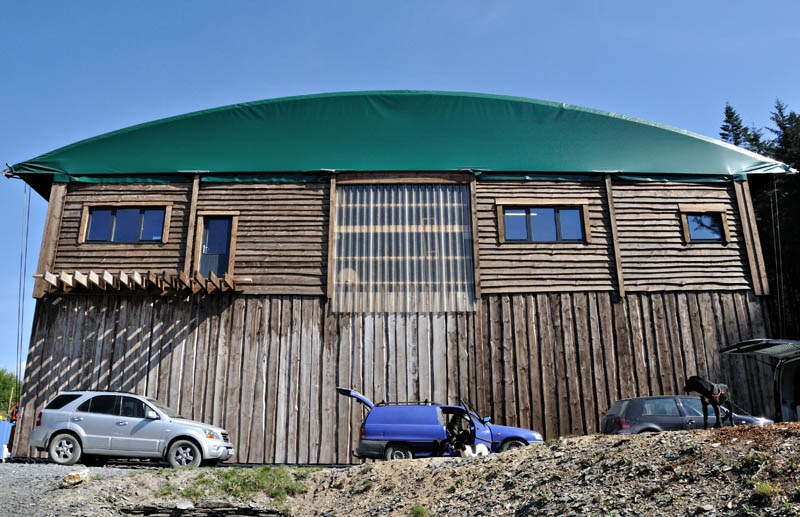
(482, 417, 491, 424)
(145, 410, 159, 420)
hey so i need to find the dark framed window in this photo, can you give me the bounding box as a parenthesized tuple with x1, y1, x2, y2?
(502, 206, 585, 242)
(77, 395, 119, 415)
(85, 207, 165, 243)
(686, 213, 724, 241)
(120, 396, 147, 418)
(678, 204, 730, 244)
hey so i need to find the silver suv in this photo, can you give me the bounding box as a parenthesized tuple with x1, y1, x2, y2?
(29, 391, 234, 467)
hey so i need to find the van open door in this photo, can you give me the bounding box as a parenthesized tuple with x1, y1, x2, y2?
(721, 339, 800, 422)
(335, 387, 374, 409)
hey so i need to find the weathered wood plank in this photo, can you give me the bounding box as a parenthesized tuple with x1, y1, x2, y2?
(536, 294, 558, 439)
(560, 294, 583, 434)
(512, 297, 531, 429)
(573, 293, 596, 433)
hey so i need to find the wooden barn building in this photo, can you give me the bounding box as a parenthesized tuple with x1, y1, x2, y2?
(6, 91, 792, 463)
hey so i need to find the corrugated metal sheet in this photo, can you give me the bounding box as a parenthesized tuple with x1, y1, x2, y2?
(332, 184, 475, 313)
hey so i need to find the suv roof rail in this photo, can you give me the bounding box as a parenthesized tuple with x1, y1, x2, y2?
(59, 389, 138, 395)
(374, 400, 438, 407)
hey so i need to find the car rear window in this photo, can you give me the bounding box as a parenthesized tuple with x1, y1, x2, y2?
(606, 400, 628, 416)
(641, 398, 680, 416)
(45, 394, 81, 410)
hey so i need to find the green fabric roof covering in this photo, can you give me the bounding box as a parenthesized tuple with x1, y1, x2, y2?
(8, 90, 791, 184)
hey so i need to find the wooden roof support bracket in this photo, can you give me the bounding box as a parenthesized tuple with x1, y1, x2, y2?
(178, 271, 192, 291)
(223, 273, 236, 291)
(102, 270, 117, 290)
(43, 271, 59, 288)
(88, 270, 106, 290)
(604, 174, 626, 297)
(59, 271, 74, 289)
(208, 271, 222, 291)
(131, 271, 145, 289)
(73, 270, 88, 289)
(118, 271, 131, 290)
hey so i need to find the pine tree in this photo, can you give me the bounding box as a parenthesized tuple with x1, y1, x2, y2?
(768, 99, 800, 170)
(720, 103, 746, 146)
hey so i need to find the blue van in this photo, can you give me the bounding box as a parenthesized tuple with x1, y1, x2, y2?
(336, 387, 543, 460)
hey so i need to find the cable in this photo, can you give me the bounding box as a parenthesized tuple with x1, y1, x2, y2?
(14, 183, 30, 412)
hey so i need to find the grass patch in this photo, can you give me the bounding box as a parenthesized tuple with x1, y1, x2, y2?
(752, 481, 784, 502)
(214, 466, 308, 502)
(155, 481, 177, 498)
(410, 503, 429, 517)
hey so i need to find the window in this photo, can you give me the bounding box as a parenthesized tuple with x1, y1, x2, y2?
(77, 395, 119, 415)
(678, 204, 730, 244)
(80, 204, 172, 244)
(192, 211, 239, 278)
(120, 397, 147, 418)
(641, 398, 679, 416)
(331, 184, 475, 313)
(45, 394, 82, 410)
(496, 199, 592, 244)
(502, 206, 584, 242)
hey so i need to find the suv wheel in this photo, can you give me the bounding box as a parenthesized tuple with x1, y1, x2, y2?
(384, 443, 412, 460)
(49, 433, 81, 466)
(167, 439, 202, 467)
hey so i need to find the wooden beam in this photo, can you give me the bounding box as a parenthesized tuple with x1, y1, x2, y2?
(88, 270, 105, 290)
(182, 175, 201, 275)
(326, 174, 337, 299)
(73, 270, 88, 288)
(118, 271, 130, 289)
(33, 183, 67, 298)
(59, 271, 74, 288)
(43, 271, 59, 288)
(733, 181, 764, 296)
(178, 270, 192, 290)
(208, 271, 222, 290)
(470, 175, 482, 301)
(741, 179, 769, 295)
(604, 174, 625, 297)
(131, 270, 144, 289)
(223, 272, 236, 291)
(102, 270, 117, 290)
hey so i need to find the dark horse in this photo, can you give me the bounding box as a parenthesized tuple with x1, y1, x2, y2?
(683, 375, 734, 429)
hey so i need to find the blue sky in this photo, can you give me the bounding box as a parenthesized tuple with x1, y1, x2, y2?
(1, 1, 798, 377)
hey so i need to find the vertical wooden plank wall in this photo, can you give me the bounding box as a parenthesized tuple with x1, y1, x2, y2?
(14, 290, 773, 462)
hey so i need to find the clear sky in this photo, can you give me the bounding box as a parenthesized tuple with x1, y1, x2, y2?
(1, 1, 798, 377)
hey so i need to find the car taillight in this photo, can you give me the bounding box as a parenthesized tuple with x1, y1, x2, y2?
(359, 425, 365, 440)
(612, 416, 630, 431)
(36, 412, 42, 427)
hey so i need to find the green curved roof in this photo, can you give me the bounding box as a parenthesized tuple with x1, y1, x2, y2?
(8, 90, 791, 183)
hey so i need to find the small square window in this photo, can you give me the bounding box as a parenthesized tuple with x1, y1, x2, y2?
(502, 206, 585, 243)
(679, 204, 730, 244)
(686, 213, 724, 241)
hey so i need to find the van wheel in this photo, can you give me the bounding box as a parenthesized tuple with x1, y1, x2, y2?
(167, 440, 202, 467)
(500, 439, 526, 452)
(384, 443, 413, 460)
(49, 433, 81, 465)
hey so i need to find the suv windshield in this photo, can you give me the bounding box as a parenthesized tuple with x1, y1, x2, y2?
(147, 398, 182, 418)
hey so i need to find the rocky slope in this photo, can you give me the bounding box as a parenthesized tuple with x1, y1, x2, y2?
(19, 423, 800, 516)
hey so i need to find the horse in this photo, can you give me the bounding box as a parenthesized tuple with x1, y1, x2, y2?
(682, 375, 734, 429)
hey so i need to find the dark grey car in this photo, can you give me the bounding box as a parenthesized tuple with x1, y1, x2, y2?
(601, 395, 773, 434)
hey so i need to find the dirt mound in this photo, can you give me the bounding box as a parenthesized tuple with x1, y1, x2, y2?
(58, 423, 800, 516)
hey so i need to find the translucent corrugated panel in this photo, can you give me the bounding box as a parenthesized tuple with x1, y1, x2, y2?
(332, 184, 476, 313)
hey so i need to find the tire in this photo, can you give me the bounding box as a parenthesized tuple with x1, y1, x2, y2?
(500, 439, 526, 452)
(167, 439, 202, 467)
(49, 433, 82, 466)
(384, 443, 413, 460)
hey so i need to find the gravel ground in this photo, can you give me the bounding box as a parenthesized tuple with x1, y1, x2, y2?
(0, 462, 133, 517)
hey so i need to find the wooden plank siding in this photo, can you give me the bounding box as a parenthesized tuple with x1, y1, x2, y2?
(54, 183, 192, 273)
(14, 289, 774, 462)
(196, 182, 328, 295)
(612, 181, 752, 292)
(475, 180, 615, 293)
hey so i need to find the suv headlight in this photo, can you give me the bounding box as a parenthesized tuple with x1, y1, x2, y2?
(204, 428, 221, 440)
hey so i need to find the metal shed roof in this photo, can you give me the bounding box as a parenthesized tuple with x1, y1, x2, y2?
(6, 90, 792, 196)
